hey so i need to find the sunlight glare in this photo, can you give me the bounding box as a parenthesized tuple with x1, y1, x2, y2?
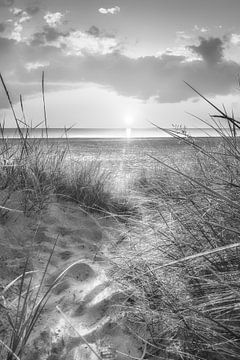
(126, 128, 132, 138)
(125, 115, 134, 126)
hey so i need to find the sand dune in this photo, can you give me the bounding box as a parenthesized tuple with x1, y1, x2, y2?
(0, 202, 142, 360)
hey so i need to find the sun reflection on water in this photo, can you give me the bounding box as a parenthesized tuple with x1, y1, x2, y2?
(126, 128, 131, 138)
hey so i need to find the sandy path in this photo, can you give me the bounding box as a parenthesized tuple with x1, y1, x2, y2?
(0, 202, 142, 360)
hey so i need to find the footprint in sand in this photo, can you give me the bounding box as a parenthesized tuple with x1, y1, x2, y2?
(59, 250, 74, 261)
(47, 262, 96, 295)
(67, 262, 95, 282)
(56, 225, 102, 243)
(53, 279, 71, 295)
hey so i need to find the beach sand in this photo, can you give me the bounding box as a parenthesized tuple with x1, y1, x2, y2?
(0, 201, 142, 360)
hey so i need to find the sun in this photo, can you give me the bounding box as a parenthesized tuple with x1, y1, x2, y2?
(124, 115, 134, 126)
(124, 115, 133, 138)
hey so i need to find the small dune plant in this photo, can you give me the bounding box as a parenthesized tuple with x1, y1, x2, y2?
(0, 73, 133, 217)
(55, 159, 134, 215)
(0, 240, 60, 360)
(112, 84, 240, 360)
(0, 72, 136, 359)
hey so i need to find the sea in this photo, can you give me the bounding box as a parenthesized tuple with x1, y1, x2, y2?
(0, 127, 230, 191)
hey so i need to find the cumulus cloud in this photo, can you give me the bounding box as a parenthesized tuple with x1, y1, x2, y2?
(98, 6, 120, 15)
(30, 25, 120, 55)
(31, 26, 69, 45)
(44, 11, 64, 28)
(0, 0, 14, 7)
(61, 30, 119, 55)
(7, 8, 31, 41)
(9, 7, 31, 23)
(194, 25, 208, 33)
(189, 37, 225, 65)
(19, 14, 31, 24)
(231, 33, 240, 45)
(11, 22, 23, 41)
(0, 34, 239, 109)
(10, 7, 23, 16)
(10, 5, 39, 16)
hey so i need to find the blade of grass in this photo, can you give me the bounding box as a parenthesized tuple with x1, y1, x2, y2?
(153, 241, 240, 271)
(42, 71, 48, 140)
(0, 340, 20, 360)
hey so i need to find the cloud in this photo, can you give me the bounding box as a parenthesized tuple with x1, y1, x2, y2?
(194, 25, 208, 33)
(30, 25, 120, 55)
(9, 7, 31, 23)
(7, 9, 31, 41)
(0, 0, 14, 7)
(25, 61, 49, 71)
(10, 7, 23, 16)
(231, 33, 240, 45)
(44, 11, 64, 28)
(10, 5, 39, 16)
(0, 35, 240, 109)
(60, 30, 120, 55)
(98, 6, 120, 15)
(0, 81, 78, 109)
(11, 22, 23, 41)
(31, 26, 69, 45)
(65, 53, 237, 103)
(189, 37, 225, 65)
(86, 25, 116, 39)
(19, 14, 31, 24)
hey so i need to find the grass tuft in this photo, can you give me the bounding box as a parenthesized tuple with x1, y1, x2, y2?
(0, 73, 133, 218)
(112, 83, 240, 360)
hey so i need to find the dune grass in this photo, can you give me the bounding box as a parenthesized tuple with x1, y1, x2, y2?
(112, 86, 240, 360)
(0, 73, 134, 217)
(0, 239, 58, 360)
(2, 72, 240, 359)
(0, 73, 135, 359)
(0, 133, 133, 216)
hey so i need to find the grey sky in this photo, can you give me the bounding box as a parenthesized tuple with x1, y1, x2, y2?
(0, 0, 240, 128)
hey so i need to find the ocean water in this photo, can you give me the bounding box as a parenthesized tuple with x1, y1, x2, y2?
(0, 128, 225, 191)
(62, 137, 220, 191)
(2, 126, 232, 139)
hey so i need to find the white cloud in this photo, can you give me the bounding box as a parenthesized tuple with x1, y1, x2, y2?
(98, 6, 120, 15)
(231, 33, 240, 45)
(176, 31, 192, 41)
(161, 46, 201, 62)
(20, 14, 31, 23)
(10, 21, 23, 41)
(44, 11, 64, 28)
(194, 25, 208, 33)
(8, 8, 31, 41)
(10, 7, 23, 16)
(25, 62, 49, 71)
(60, 30, 119, 55)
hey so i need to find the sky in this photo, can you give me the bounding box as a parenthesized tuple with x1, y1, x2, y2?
(1, 0, 240, 129)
